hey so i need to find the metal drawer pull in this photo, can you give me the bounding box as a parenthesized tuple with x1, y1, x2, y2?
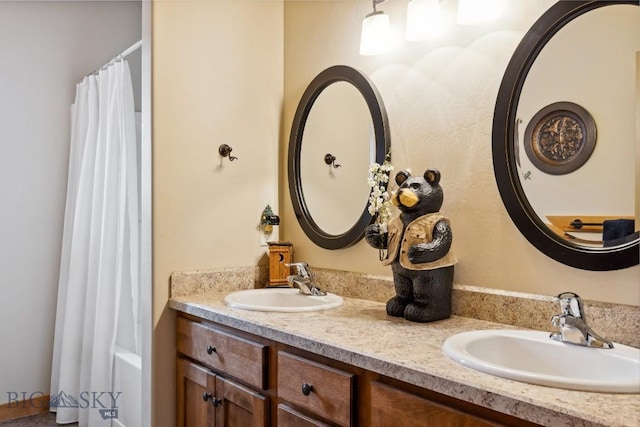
(206, 345, 217, 354)
(301, 383, 313, 396)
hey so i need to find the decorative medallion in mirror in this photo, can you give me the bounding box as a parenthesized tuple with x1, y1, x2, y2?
(288, 65, 390, 249)
(492, 0, 639, 270)
(524, 102, 597, 176)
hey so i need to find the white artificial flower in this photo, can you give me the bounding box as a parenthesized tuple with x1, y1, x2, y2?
(367, 153, 394, 231)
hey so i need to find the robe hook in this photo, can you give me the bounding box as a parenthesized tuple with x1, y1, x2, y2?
(324, 153, 341, 168)
(219, 144, 238, 161)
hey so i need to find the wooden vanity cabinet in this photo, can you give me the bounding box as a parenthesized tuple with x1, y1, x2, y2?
(176, 316, 269, 426)
(176, 314, 540, 427)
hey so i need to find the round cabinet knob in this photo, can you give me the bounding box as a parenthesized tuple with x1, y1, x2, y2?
(203, 392, 222, 407)
(206, 345, 217, 355)
(301, 383, 313, 396)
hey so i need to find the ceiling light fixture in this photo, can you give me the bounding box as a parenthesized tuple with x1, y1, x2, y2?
(360, 0, 393, 56)
(359, 0, 503, 56)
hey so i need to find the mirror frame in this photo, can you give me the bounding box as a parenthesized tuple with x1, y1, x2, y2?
(288, 65, 390, 249)
(492, 0, 639, 271)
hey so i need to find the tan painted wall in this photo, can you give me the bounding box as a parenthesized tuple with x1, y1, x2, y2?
(281, 0, 640, 304)
(152, 1, 283, 425)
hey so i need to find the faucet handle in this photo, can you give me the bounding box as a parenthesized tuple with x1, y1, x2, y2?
(285, 262, 312, 279)
(554, 292, 585, 319)
(550, 314, 564, 328)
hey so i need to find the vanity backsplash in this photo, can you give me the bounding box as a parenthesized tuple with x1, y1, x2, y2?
(170, 266, 639, 348)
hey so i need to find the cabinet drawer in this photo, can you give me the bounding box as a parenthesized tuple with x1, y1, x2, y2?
(370, 381, 498, 427)
(277, 352, 353, 427)
(177, 317, 267, 389)
(277, 404, 331, 427)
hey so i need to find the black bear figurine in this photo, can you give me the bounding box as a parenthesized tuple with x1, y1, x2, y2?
(365, 168, 456, 323)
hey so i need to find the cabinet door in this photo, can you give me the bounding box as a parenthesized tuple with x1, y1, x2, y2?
(215, 375, 268, 427)
(176, 358, 215, 427)
(370, 381, 498, 427)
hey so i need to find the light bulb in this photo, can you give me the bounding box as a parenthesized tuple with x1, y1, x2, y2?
(360, 11, 393, 56)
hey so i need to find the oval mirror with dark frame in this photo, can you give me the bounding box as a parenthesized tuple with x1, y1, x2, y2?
(288, 65, 390, 249)
(493, 0, 639, 270)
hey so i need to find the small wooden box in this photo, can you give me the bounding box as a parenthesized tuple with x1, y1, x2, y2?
(268, 242, 293, 287)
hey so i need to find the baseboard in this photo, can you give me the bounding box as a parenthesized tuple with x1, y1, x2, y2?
(0, 394, 49, 422)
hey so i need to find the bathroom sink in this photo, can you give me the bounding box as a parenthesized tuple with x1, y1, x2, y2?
(223, 288, 343, 313)
(442, 329, 640, 393)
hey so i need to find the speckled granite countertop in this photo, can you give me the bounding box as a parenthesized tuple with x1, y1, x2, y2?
(169, 291, 639, 427)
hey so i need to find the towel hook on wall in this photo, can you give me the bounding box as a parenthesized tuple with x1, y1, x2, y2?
(324, 153, 341, 168)
(219, 144, 238, 161)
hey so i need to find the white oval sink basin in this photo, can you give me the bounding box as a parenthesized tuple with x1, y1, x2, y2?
(223, 288, 343, 313)
(442, 329, 640, 393)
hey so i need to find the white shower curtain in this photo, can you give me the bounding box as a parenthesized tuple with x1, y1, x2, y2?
(50, 60, 139, 427)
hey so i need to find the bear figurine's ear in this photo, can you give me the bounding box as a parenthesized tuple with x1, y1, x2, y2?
(395, 170, 411, 185)
(424, 168, 441, 185)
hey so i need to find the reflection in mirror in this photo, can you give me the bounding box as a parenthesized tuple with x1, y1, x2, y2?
(301, 81, 374, 235)
(288, 65, 389, 249)
(492, 0, 639, 270)
(516, 4, 638, 248)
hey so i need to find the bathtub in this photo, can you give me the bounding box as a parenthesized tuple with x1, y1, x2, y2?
(113, 346, 141, 427)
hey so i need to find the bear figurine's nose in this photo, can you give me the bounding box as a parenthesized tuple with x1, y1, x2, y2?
(396, 189, 419, 207)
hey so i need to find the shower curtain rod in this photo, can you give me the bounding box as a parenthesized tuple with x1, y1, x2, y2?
(89, 40, 142, 76)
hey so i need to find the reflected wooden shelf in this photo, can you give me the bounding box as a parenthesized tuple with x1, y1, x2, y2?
(545, 215, 635, 247)
(546, 215, 635, 233)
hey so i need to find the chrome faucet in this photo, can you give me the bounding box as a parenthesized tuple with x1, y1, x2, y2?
(549, 292, 613, 349)
(285, 262, 326, 296)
